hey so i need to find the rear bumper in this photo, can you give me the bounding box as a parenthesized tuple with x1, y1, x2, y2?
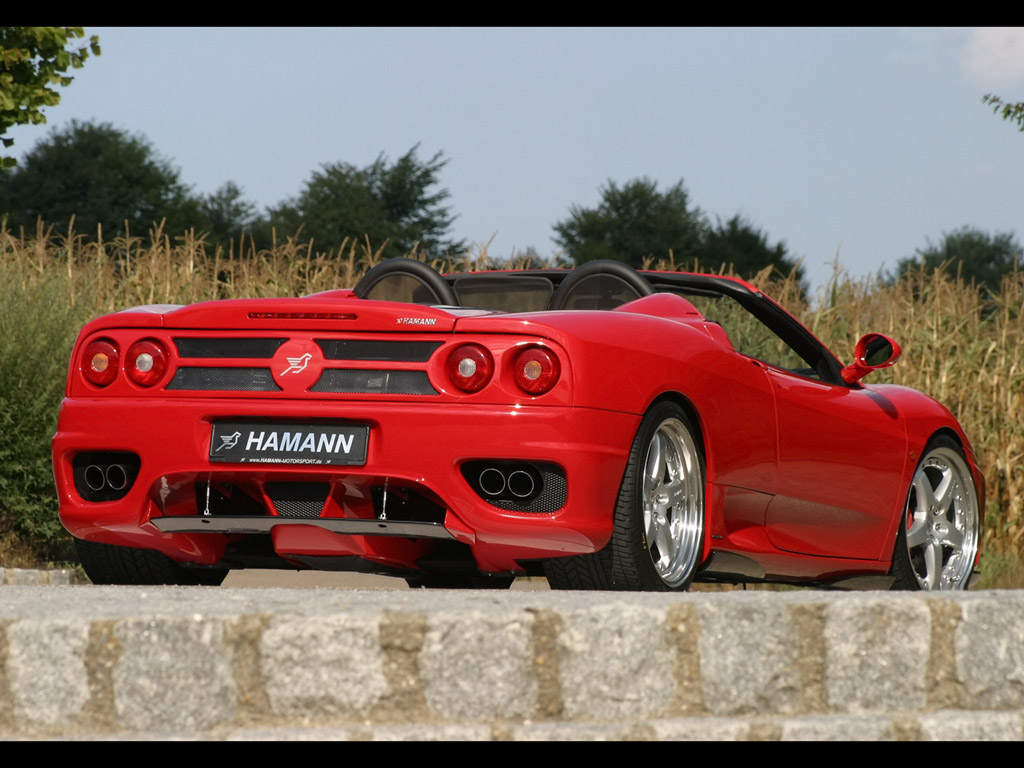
(53, 397, 641, 573)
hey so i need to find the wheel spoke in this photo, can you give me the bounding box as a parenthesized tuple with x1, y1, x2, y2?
(653, 519, 675, 569)
(645, 435, 665, 487)
(914, 473, 937, 512)
(921, 540, 942, 589)
(905, 516, 929, 548)
(645, 506, 660, 550)
(932, 468, 955, 514)
(664, 477, 686, 508)
(943, 523, 965, 551)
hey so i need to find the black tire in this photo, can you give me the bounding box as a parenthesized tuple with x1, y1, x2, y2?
(545, 401, 706, 591)
(889, 436, 980, 591)
(75, 538, 229, 586)
(543, 550, 612, 590)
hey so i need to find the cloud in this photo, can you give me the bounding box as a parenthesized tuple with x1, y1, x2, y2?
(962, 27, 1024, 90)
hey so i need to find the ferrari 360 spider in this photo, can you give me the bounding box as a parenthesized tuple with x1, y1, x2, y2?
(52, 258, 984, 590)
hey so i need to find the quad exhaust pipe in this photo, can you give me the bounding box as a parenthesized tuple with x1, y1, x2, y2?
(478, 467, 536, 499)
(461, 459, 566, 512)
(73, 453, 140, 501)
(84, 463, 132, 492)
(468, 462, 541, 502)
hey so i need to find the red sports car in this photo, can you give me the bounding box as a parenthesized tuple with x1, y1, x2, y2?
(52, 259, 984, 591)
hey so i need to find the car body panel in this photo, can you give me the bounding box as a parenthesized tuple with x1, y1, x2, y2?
(53, 262, 984, 588)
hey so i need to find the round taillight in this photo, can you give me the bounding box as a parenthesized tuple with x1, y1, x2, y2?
(82, 339, 120, 387)
(513, 346, 560, 395)
(125, 339, 168, 387)
(447, 344, 494, 392)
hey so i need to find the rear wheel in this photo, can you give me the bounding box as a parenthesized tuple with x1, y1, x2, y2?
(75, 538, 228, 586)
(890, 437, 980, 590)
(545, 401, 706, 591)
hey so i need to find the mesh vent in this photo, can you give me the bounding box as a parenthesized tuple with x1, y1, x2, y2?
(174, 338, 286, 359)
(316, 339, 441, 362)
(310, 370, 437, 395)
(167, 367, 281, 391)
(486, 467, 567, 513)
(266, 481, 329, 518)
(461, 462, 567, 514)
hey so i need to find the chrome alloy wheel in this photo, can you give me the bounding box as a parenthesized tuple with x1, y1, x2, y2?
(903, 445, 979, 590)
(641, 417, 705, 588)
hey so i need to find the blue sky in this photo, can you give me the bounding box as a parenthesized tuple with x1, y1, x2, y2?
(7, 27, 1023, 295)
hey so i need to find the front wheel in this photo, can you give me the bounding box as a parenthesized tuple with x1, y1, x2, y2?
(889, 437, 980, 590)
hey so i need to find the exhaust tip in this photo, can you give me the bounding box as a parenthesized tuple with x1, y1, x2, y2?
(105, 464, 129, 491)
(507, 470, 536, 499)
(84, 465, 107, 492)
(478, 467, 506, 497)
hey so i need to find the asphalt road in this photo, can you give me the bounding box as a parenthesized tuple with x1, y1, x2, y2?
(219, 569, 747, 591)
(221, 569, 551, 590)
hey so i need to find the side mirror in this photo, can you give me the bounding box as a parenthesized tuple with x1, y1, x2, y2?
(840, 333, 902, 384)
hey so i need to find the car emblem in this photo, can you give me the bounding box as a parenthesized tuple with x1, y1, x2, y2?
(280, 352, 312, 375)
(215, 431, 241, 451)
(270, 340, 324, 392)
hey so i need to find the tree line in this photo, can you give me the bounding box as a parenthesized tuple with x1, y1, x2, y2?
(2, 24, 1021, 294)
(0, 119, 803, 278)
(2, 118, 1021, 295)
(0, 120, 463, 261)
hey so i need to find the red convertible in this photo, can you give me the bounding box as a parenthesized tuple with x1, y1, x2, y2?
(52, 259, 984, 590)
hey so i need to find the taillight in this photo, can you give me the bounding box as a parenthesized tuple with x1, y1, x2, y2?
(447, 344, 494, 392)
(513, 346, 560, 395)
(81, 340, 120, 387)
(125, 339, 168, 387)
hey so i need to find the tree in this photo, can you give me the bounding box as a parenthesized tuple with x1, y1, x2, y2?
(553, 178, 802, 284)
(0, 119, 198, 238)
(893, 226, 1023, 294)
(553, 178, 704, 268)
(694, 214, 804, 284)
(982, 93, 1024, 133)
(265, 145, 463, 259)
(195, 181, 259, 251)
(1, 27, 100, 168)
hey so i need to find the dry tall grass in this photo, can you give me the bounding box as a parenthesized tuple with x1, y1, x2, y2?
(3, 225, 1022, 579)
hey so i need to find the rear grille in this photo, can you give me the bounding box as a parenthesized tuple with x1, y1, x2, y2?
(316, 339, 441, 362)
(163, 335, 442, 394)
(266, 481, 329, 518)
(167, 367, 281, 391)
(174, 338, 286, 358)
(310, 370, 437, 395)
(173, 337, 441, 362)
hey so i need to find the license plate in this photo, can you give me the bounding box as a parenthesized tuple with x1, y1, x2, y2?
(209, 421, 368, 465)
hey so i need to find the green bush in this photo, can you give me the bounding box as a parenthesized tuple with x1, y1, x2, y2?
(0, 257, 95, 561)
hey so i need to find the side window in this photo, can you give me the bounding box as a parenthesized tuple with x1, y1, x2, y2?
(683, 293, 818, 376)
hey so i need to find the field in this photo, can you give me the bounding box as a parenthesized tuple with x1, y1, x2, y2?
(2, 223, 1021, 587)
